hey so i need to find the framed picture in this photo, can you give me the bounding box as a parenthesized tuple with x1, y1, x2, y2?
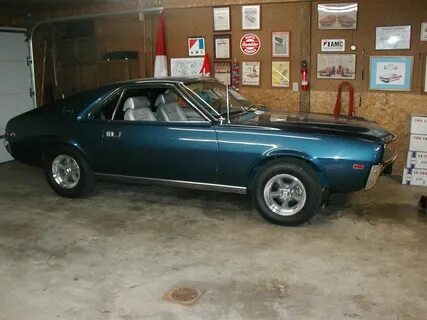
(318, 3, 358, 30)
(214, 34, 231, 60)
(170, 58, 204, 77)
(242, 61, 261, 86)
(213, 7, 231, 32)
(421, 22, 427, 41)
(317, 54, 356, 80)
(214, 61, 231, 85)
(424, 56, 427, 93)
(272, 61, 290, 88)
(272, 31, 290, 58)
(187, 36, 205, 56)
(375, 26, 411, 50)
(242, 5, 261, 30)
(369, 56, 413, 91)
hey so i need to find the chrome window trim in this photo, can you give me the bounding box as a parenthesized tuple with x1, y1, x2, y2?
(85, 87, 123, 120)
(94, 173, 247, 194)
(180, 83, 222, 118)
(109, 83, 212, 123)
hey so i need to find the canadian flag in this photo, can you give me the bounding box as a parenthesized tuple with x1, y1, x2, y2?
(200, 53, 211, 76)
(154, 13, 168, 77)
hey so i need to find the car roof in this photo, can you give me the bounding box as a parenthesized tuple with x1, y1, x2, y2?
(71, 76, 218, 117)
(110, 76, 216, 87)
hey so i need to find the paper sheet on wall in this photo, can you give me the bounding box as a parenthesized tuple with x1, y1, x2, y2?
(170, 58, 204, 77)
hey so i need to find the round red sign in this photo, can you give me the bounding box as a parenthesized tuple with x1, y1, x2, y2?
(240, 33, 261, 55)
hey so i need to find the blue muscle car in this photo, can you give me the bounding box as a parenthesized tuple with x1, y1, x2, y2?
(3, 78, 396, 226)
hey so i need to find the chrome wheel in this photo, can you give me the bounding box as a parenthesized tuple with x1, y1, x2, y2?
(51, 154, 80, 189)
(263, 174, 307, 216)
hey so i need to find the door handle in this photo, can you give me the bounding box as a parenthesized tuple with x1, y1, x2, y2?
(105, 130, 122, 138)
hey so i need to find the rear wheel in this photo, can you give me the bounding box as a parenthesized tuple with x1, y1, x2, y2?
(252, 159, 322, 226)
(44, 146, 95, 198)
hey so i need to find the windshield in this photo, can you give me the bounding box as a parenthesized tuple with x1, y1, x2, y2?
(183, 80, 254, 118)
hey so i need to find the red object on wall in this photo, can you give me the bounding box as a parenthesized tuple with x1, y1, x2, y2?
(334, 81, 355, 117)
(200, 53, 211, 76)
(154, 13, 168, 77)
(301, 60, 309, 91)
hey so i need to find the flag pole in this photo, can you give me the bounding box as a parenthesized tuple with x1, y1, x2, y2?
(226, 71, 230, 124)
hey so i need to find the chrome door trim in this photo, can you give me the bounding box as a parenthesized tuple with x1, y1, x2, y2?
(94, 173, 247, 194)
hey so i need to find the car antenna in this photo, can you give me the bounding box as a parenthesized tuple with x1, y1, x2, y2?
(226, 72, 230, 124)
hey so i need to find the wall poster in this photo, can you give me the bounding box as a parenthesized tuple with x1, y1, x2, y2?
(375, 26, 411, 50)
(214, 62, 231, 85)
(214, 34, 231, 59)
(213, 7, 231, 32)
(424, 56, 427, 93)
(369, 56, 413, 91)
(171, 58, 204, 77)
(317, 54, 356, 79)
(272, 61, 290, 88)
(421, 22, 427, 41)
(242, 61, 261, 86)
(242, 5, 261, 30)
(318, 3, 358, 30)
(272, 31, 290, 58)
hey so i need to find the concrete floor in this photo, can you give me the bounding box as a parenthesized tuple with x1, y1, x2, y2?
(0, 162, 426, 320)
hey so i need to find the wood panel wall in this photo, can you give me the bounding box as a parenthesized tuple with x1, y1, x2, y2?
(309, 0, 427, 174)
(163, 2, 305, 111)
(311, 0, 427, 92)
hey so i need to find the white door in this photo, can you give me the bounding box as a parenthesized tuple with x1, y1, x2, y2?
(0, 28, 34, 163)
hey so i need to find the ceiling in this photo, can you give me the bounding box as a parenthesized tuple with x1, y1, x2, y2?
(0, 0, 158, 11)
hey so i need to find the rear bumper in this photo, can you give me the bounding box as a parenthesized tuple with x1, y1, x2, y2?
(1, 132, 12, 155)
(365, 148, 397, 190)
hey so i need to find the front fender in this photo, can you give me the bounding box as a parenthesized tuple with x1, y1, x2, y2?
(246, 150, 330, 192)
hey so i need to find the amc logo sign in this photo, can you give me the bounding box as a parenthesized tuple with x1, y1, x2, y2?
(321, 39, 346, 52)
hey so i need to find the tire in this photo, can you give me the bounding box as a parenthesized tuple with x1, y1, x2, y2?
(44, 145, 95, 198)
(252, 158, 322, 226)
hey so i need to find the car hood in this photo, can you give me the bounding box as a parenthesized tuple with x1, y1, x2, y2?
(237, 111, 396, 144)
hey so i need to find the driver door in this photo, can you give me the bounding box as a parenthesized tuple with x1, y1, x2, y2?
(100, 85, 219, 184)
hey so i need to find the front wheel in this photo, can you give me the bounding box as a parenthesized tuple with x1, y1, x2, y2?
(252, 159, 322, 226)
(44, 146, 95, 198)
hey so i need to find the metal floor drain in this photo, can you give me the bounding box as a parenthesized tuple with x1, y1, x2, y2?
(164, 287, 204, 305)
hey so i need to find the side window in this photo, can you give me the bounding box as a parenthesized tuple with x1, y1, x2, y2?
(112, 86, 207, 122)
(154, 89, 206, 122)
(91, 92, 120, 120)
(114, 88, 154, 121)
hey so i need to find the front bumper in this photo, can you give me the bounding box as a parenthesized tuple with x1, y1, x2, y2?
(365, 148, 397, 190)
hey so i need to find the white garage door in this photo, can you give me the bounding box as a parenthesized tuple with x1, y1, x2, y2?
(0, 28, 35, 163)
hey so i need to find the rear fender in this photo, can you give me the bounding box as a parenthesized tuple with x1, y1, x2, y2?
(42, 139, 90, 165)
